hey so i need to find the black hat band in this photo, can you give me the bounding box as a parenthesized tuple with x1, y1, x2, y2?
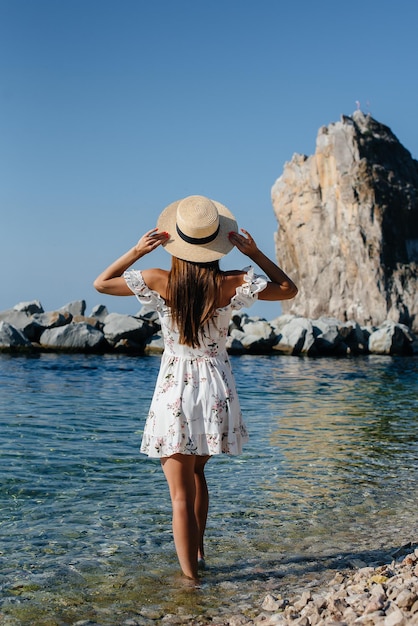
(176, 223, 220, 245)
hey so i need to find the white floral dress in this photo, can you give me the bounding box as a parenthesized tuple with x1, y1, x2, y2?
(124, 267, 267, 458)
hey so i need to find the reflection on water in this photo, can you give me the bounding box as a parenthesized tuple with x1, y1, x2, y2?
(0, 353, 417, 623)
(247, 356, 418, 550)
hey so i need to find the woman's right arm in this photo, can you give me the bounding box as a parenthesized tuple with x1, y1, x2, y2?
(228, 229, 298, 301)
(93, 229, 169, 296)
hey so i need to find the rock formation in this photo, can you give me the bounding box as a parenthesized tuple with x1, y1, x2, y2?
(271, 111, 418, 331)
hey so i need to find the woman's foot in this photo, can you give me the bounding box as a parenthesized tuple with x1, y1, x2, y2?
(180, 572, 202, 589)
(197, 557, 206, 570)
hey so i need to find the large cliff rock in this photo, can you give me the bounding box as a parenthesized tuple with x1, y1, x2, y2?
(271, 111, 418, 331)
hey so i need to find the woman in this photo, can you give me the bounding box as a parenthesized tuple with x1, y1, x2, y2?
(94, 195, 297, 582)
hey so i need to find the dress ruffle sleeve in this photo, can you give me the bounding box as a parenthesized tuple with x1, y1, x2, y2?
(124, 269, 166, 312)
(230, 266, 268, 310)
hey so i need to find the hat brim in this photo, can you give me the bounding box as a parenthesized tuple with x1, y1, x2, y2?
(157, 198, 238, 262)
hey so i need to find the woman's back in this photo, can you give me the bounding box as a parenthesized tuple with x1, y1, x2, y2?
(141, 267, 247, 309)
(124, 266, 267, 358)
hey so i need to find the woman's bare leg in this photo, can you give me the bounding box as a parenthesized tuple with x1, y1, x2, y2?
(194, 455, 210, 562)
(161, 454, 200, 581)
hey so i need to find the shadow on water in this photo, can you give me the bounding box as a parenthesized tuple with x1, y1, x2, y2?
(210, 541, 418, 585)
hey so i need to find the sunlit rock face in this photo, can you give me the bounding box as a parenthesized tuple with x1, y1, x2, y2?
(271, 111, 418, 331)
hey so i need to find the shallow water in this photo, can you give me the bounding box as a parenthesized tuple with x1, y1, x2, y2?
(0, 353, 417, 624)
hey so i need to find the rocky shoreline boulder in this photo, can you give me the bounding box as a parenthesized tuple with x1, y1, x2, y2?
(102, 312, 156, 351)
(39, 322, 106, 352)
(0, 321, 32, 349)
(0, 300, 416, 356)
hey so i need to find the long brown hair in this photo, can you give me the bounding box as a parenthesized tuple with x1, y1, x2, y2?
(167, 257, 223, 347)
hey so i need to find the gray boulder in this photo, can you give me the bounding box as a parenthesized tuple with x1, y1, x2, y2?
(368, 321, 414, 355)
(40, 323, 106, 351)
(339, 320, 369, 354)
(270, 314, 297, 332)
(13, 300, 44, 314)
(89, 304, 109, 321)
(24, 311, 72, 342)
(35, 311, 72, 327)
(225, 334, 245, 354)
(0, 310, 46, 344)
(58, 300, 86, 317)
(0, 321, 32, 349)
(239, 319, 276, 352)
(137, 307, 160, 324)
(229, 329, 247, 351)
(103, 313, 154, 347)
(229, 312, 252, 332)
(72, 315, 103, 329)
(0, 309, 31, 330)
(312, 317, 349, 355)
(273, 317, 315, 355)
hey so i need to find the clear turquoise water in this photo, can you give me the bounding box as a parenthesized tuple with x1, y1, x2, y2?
(0, 353, 417, 624)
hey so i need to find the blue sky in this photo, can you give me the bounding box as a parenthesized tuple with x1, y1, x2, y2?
(1, 0, 417, 319)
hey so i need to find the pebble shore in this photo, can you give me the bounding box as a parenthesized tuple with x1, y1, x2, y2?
(140, 544, 418, 626)
(250, 547, 418, 626)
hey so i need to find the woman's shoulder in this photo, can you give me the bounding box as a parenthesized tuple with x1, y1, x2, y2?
(218, 270, 247, 308)
(141, 268, 169, 297)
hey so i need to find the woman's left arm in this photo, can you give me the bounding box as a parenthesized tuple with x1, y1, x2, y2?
(93, 229, 169, 296)
(229, 229, 298, 301)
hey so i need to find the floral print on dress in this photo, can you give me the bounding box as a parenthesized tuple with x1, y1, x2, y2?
(124, 267, 267, 458)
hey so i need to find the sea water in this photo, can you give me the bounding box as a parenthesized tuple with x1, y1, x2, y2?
(0, 353, 417, 624)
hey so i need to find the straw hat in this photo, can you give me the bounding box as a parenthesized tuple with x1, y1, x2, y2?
(157, 195, 238, 262)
